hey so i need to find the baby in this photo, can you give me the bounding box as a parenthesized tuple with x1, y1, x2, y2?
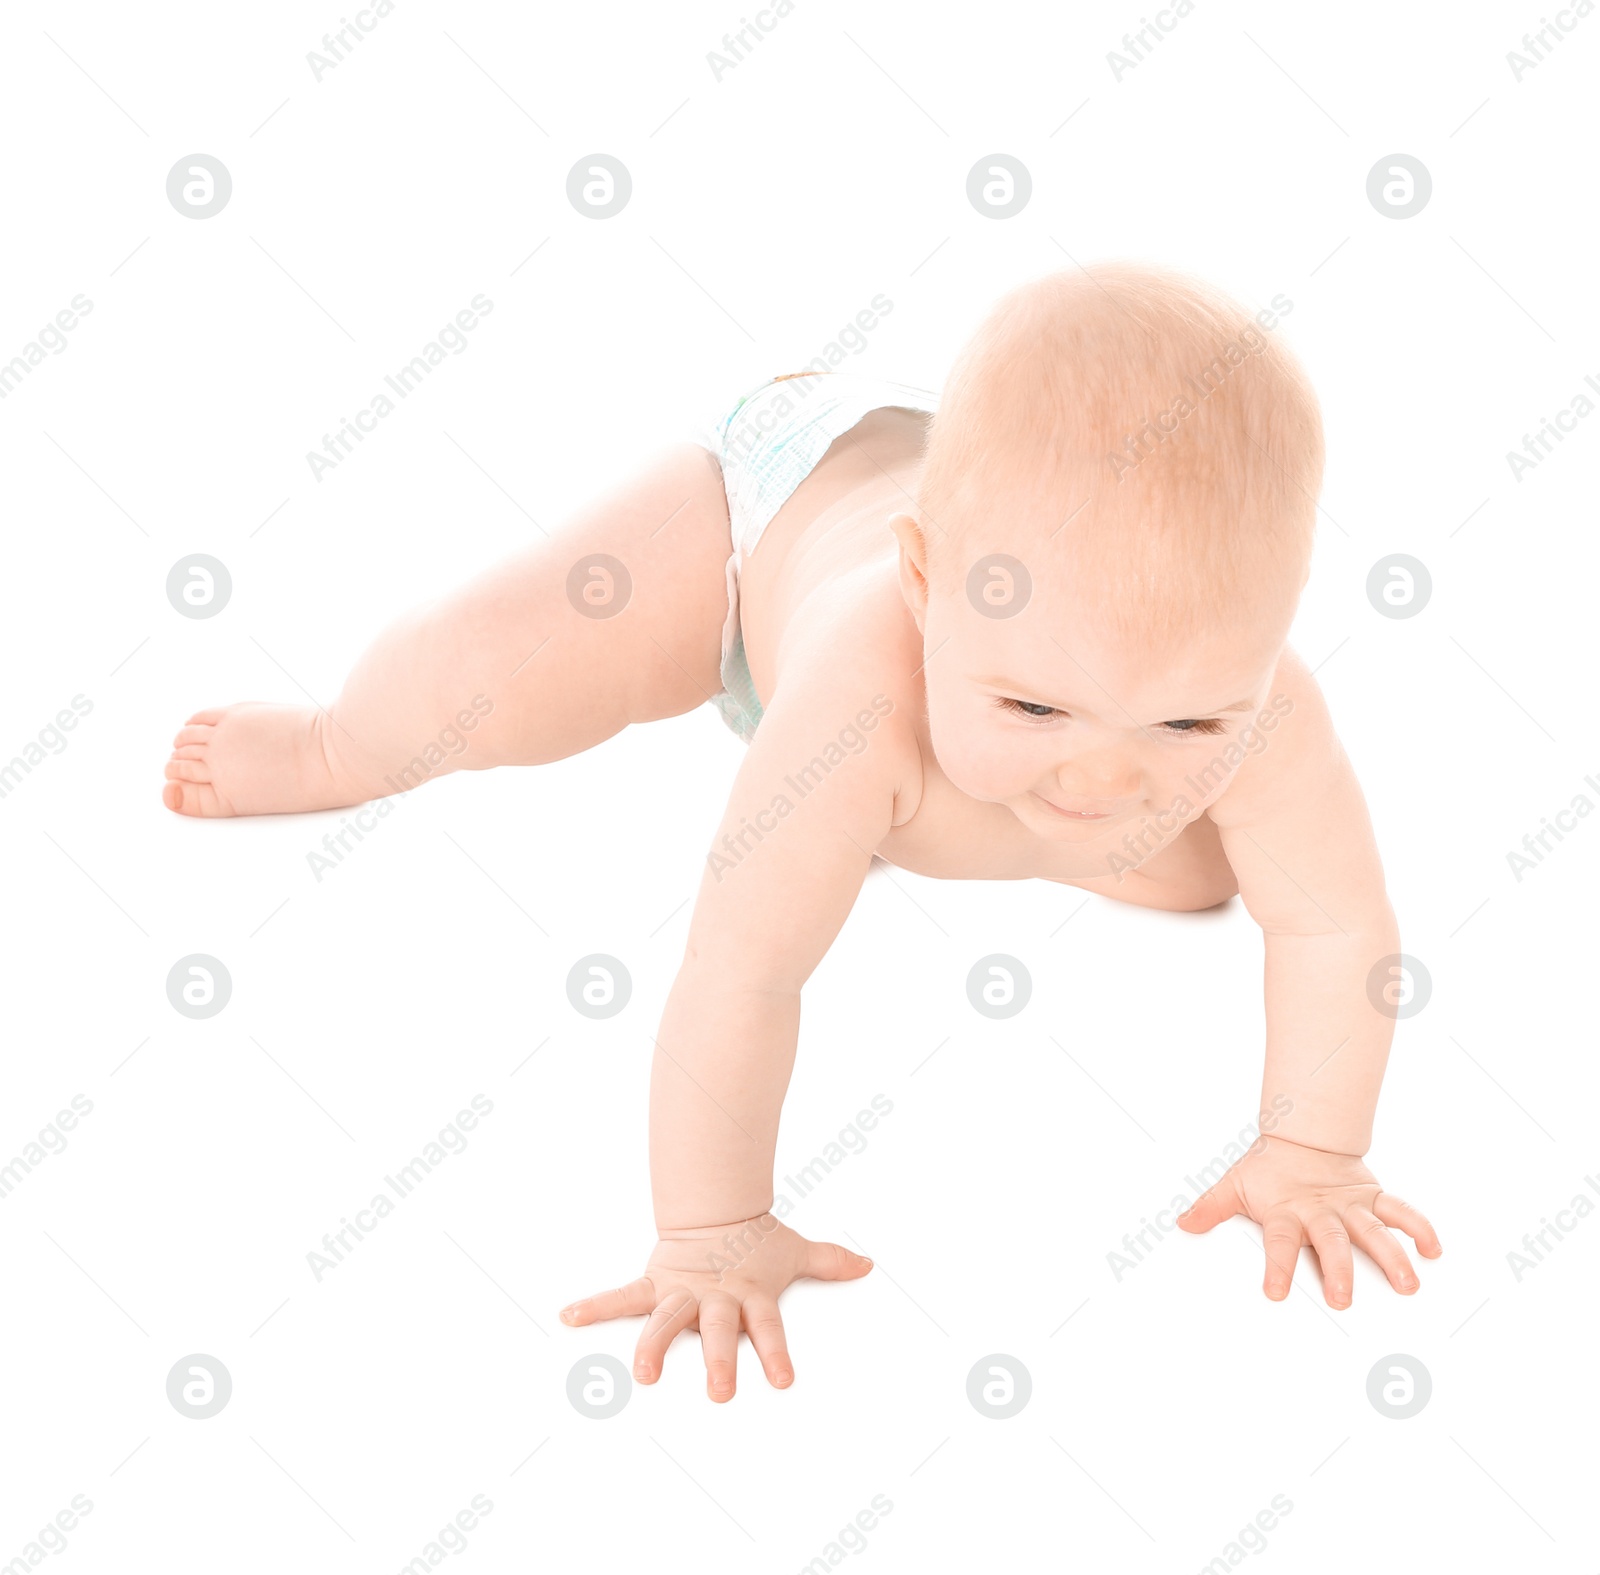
(163, 263, 1441, 1402)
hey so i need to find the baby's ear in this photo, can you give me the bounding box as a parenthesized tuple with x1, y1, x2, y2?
(888, 513, 931, 627)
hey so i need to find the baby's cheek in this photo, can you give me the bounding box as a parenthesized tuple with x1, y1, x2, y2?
(929, 713, 1018, 800)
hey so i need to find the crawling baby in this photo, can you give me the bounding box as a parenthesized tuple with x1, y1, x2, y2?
(163, 263, 1441, 1402)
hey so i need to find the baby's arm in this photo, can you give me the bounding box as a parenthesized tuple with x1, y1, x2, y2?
(562, 640, 915, 1398)
(1177, 647, 1442, 1304)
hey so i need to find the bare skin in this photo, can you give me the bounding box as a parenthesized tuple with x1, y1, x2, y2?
(164, 394, 1439, 1401)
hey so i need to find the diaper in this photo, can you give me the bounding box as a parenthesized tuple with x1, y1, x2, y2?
(686, 369, 941, 743)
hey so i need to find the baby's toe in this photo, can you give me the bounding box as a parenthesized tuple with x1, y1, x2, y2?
(173, 722, 215, 748)
(163, 779, 219, 816)
(165, 756, 212, 784)
(162, 754, 231, 817)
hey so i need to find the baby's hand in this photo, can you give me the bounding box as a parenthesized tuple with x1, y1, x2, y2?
(559, 1216, 873, 1401)
(1176, 1134, 1441, 1308)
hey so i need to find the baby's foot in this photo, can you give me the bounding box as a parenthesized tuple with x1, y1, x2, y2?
(162, 704, 368, 818)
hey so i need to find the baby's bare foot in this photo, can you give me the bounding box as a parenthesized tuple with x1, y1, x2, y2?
(162, 703, 369, 817)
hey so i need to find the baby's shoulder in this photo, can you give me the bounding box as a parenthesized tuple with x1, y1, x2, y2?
(766, 577, 927, 821)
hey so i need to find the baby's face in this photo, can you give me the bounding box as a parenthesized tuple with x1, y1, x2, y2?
(915, 564, 1287, 845)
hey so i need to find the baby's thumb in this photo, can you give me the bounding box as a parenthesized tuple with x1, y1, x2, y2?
(1177, 1179, 1241, 1235)
(803, 1240, 874, 1281)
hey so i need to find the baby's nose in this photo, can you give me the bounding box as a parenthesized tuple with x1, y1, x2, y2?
(1055, 753, 1139, 802)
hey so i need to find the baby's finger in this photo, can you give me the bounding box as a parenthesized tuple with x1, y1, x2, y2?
(560, 1277, 657, 1327)
(698, 1291, 742, 1402)
(1373, 1193, 1442, 1257)
(741, 1295, 794, 1388)
(1346, 1205, 1420, 1295)
(1177, 1174, 1243, 1234)
(1261, 1209, 1303, 1301)
(632, 1290, 697, 1384)
(800, 1240, 874, 1282)
(1304, 1210, 1354, 1309)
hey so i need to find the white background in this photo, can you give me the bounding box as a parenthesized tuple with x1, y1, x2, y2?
(2, 1, 1596, 1570)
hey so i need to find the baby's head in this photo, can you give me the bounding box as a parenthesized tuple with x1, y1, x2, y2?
(890, 263, 1324, 843)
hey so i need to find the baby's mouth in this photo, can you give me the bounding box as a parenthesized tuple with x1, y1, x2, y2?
(1029, 792, 1119, 822)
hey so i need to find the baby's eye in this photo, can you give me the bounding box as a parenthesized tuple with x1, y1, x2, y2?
(1160, 718, 1227, 735)
(996, 697, 1059, 721)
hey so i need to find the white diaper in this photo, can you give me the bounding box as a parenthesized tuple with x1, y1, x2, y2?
(686, 369, 941, 742)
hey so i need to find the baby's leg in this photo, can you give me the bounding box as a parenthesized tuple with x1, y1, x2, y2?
(164, 444, 732, 816)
